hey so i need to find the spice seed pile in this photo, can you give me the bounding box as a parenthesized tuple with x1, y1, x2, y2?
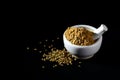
(41, 48, 78, 66)
(26, 37, 82, 68)
(65, 27, 95, 46)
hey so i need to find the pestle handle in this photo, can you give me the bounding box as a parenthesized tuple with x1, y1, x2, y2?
(93, 24, 108, 40)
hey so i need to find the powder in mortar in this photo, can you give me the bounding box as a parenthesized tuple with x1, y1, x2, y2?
(64, 27, 94, 46)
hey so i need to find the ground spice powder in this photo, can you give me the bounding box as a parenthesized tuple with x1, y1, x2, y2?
(64, 27, 95, 46)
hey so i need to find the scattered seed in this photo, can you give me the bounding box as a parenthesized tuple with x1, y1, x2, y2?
(33, 48, 37, 51)
(53, 64, 57, 68)
(78, 65, 81, 67)
(42, 66, 45, 68)
(39, 41, 42, 44)
(26, 47, 29, 50)
(41, 58, 44, 60)
(54, 64, 57, 67)
(39, 51, 42, 53)
(48, 46, 51, 48)
(52, 40, 54, 42)
(44, 45, 46, 47)
(57, 37, 59, 39)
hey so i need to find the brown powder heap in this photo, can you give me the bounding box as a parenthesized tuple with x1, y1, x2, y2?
(41, 48, 78, 66)
(64, 27, 94, 46)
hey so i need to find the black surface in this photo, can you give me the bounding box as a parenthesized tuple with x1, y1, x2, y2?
(23, 9, 120, 80)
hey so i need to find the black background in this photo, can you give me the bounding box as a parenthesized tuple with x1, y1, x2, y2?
(22, 5, 120, 80)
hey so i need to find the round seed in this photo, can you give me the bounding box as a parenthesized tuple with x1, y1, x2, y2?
(42, 66, 45, 68)
(39, 51, 42, 53)
(45, 40, 48, 42)
(26, 47, 29, 50)
(57, 37, 59, 39)
(78, 65, 80, 67)
(52, 40, 54, 42)
(48, 46, 51, 48)
(33, 48, 37, 51)
(44, 45, 46, 47)
(39, 41, 42, 44)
